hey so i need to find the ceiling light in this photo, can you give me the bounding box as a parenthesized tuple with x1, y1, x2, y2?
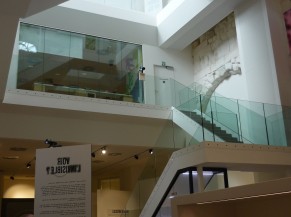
(101, 147, 107, 155)
(108, 153, 122, 156)
(2, 156, 19, 160)
(10, 147, 27, 152)
(26, 163, 31, 169)
(91, 152, 96, 158)
(134, 155, 139, 160)
(44, 139, 61, 148)
(149, 149, 154, 154)
(10, 176, 14, 180)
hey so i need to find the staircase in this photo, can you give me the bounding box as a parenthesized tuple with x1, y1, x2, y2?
(181, 110, 241, 143)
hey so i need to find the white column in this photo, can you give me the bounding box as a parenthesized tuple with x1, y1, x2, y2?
(235, 0, 286, 105)
(197, 166, 205, 193)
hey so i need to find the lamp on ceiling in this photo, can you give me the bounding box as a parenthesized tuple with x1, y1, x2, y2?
(26, 163, 32, 169)
(44, 139, 62, 148)
(101, 146, 107, 155)
(91, 146, 107, 158)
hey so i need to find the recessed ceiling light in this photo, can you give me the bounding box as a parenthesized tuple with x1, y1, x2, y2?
(108, 153, 122, 156)
(93, 160, 105, 164)
(10, 147, 27, 152)
(2, 156, 19, 160)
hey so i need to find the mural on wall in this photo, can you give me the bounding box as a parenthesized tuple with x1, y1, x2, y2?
(191, 13, 241, 103)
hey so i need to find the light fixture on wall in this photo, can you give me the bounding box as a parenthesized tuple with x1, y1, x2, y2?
(139, 66, 145, 80)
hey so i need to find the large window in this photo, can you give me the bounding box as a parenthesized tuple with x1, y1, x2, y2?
(17, 23, 143, 103)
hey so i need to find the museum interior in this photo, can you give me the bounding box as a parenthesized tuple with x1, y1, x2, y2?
(1, 0, 291, 216)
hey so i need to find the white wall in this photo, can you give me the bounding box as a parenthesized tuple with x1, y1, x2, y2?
(142, 44, 193, 105)
(235, 0, 282, 105)
(228, 171, 255, 187)
(3, 177, 35, 198)
(265, 0, 291, 106)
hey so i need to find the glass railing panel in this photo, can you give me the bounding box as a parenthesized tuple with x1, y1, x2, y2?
(282, 106, 291, 147)
(264, 103, 288, 146)
(191, 171, 218, 192)
(143, 74, 175, 107)
(204, 171, 226, 192)
(237, 100, 268, 144)
(177, 86, 192, 108)
(155, 168, 228, 217)
(17, 23, 45, 90)
(155, 172, 190, 217)
(207, 98, 240, 141)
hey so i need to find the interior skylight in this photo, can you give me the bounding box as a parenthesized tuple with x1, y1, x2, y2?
(79, 0, 173, 15)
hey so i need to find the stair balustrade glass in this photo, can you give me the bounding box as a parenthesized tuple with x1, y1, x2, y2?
(12, 23, 290, 147)
(181, 82, 289, 146)
(154, 168, 227, 217)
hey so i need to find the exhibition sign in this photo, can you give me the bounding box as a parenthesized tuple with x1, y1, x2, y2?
(34, 144, 91, 217)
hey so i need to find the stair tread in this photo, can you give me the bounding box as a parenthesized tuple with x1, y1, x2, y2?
(181, 110, 241, 143)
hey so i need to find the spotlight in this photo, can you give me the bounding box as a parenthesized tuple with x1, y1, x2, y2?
(26, 163, 31, 168)
(10, 176, 14, 180)
(101, 147, 107, 155)
(44, 139, 61, 148)
(91, 152, 96, 158)
(134, 155, 139, 160)
(149, 149, 154, 155)
(139, 66, 145, 73)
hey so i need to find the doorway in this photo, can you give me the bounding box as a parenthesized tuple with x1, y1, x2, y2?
(154, 65, 174, 107)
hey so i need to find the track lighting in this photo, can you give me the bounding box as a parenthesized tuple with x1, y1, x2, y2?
(44, 139, 61, 148)
(91, 146, 107, 158)
(26, 163, 31, 168)
(10, 176, 14, 180)
(134, 155, 139, 160)
(149, 149, 154, 154)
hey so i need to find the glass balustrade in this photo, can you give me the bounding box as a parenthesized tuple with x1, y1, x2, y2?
(17, 22, 143, 103)
(154, 168, 228, 217)
(13, 23, 291, 147)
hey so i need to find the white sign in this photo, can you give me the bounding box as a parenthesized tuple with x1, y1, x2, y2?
(34, 144, 92, 217)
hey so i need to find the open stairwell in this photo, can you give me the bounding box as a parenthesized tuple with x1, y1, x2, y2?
(180, 110, 241, 143)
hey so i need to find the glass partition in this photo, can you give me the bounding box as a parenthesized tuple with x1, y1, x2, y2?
(17, 23, 143, 103)
(16, 23, 291, 147)
(154, 168, 228, 217)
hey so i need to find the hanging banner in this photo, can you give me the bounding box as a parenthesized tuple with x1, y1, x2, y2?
(34, 144, 91, 217)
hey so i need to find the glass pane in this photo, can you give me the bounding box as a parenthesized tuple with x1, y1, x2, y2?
(265, 103, 288, 146)
(17, 23, 143, 102)
(156, 172, 190, 217)
(238, 100, 267, 144)
(18, 23, 45, 90)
